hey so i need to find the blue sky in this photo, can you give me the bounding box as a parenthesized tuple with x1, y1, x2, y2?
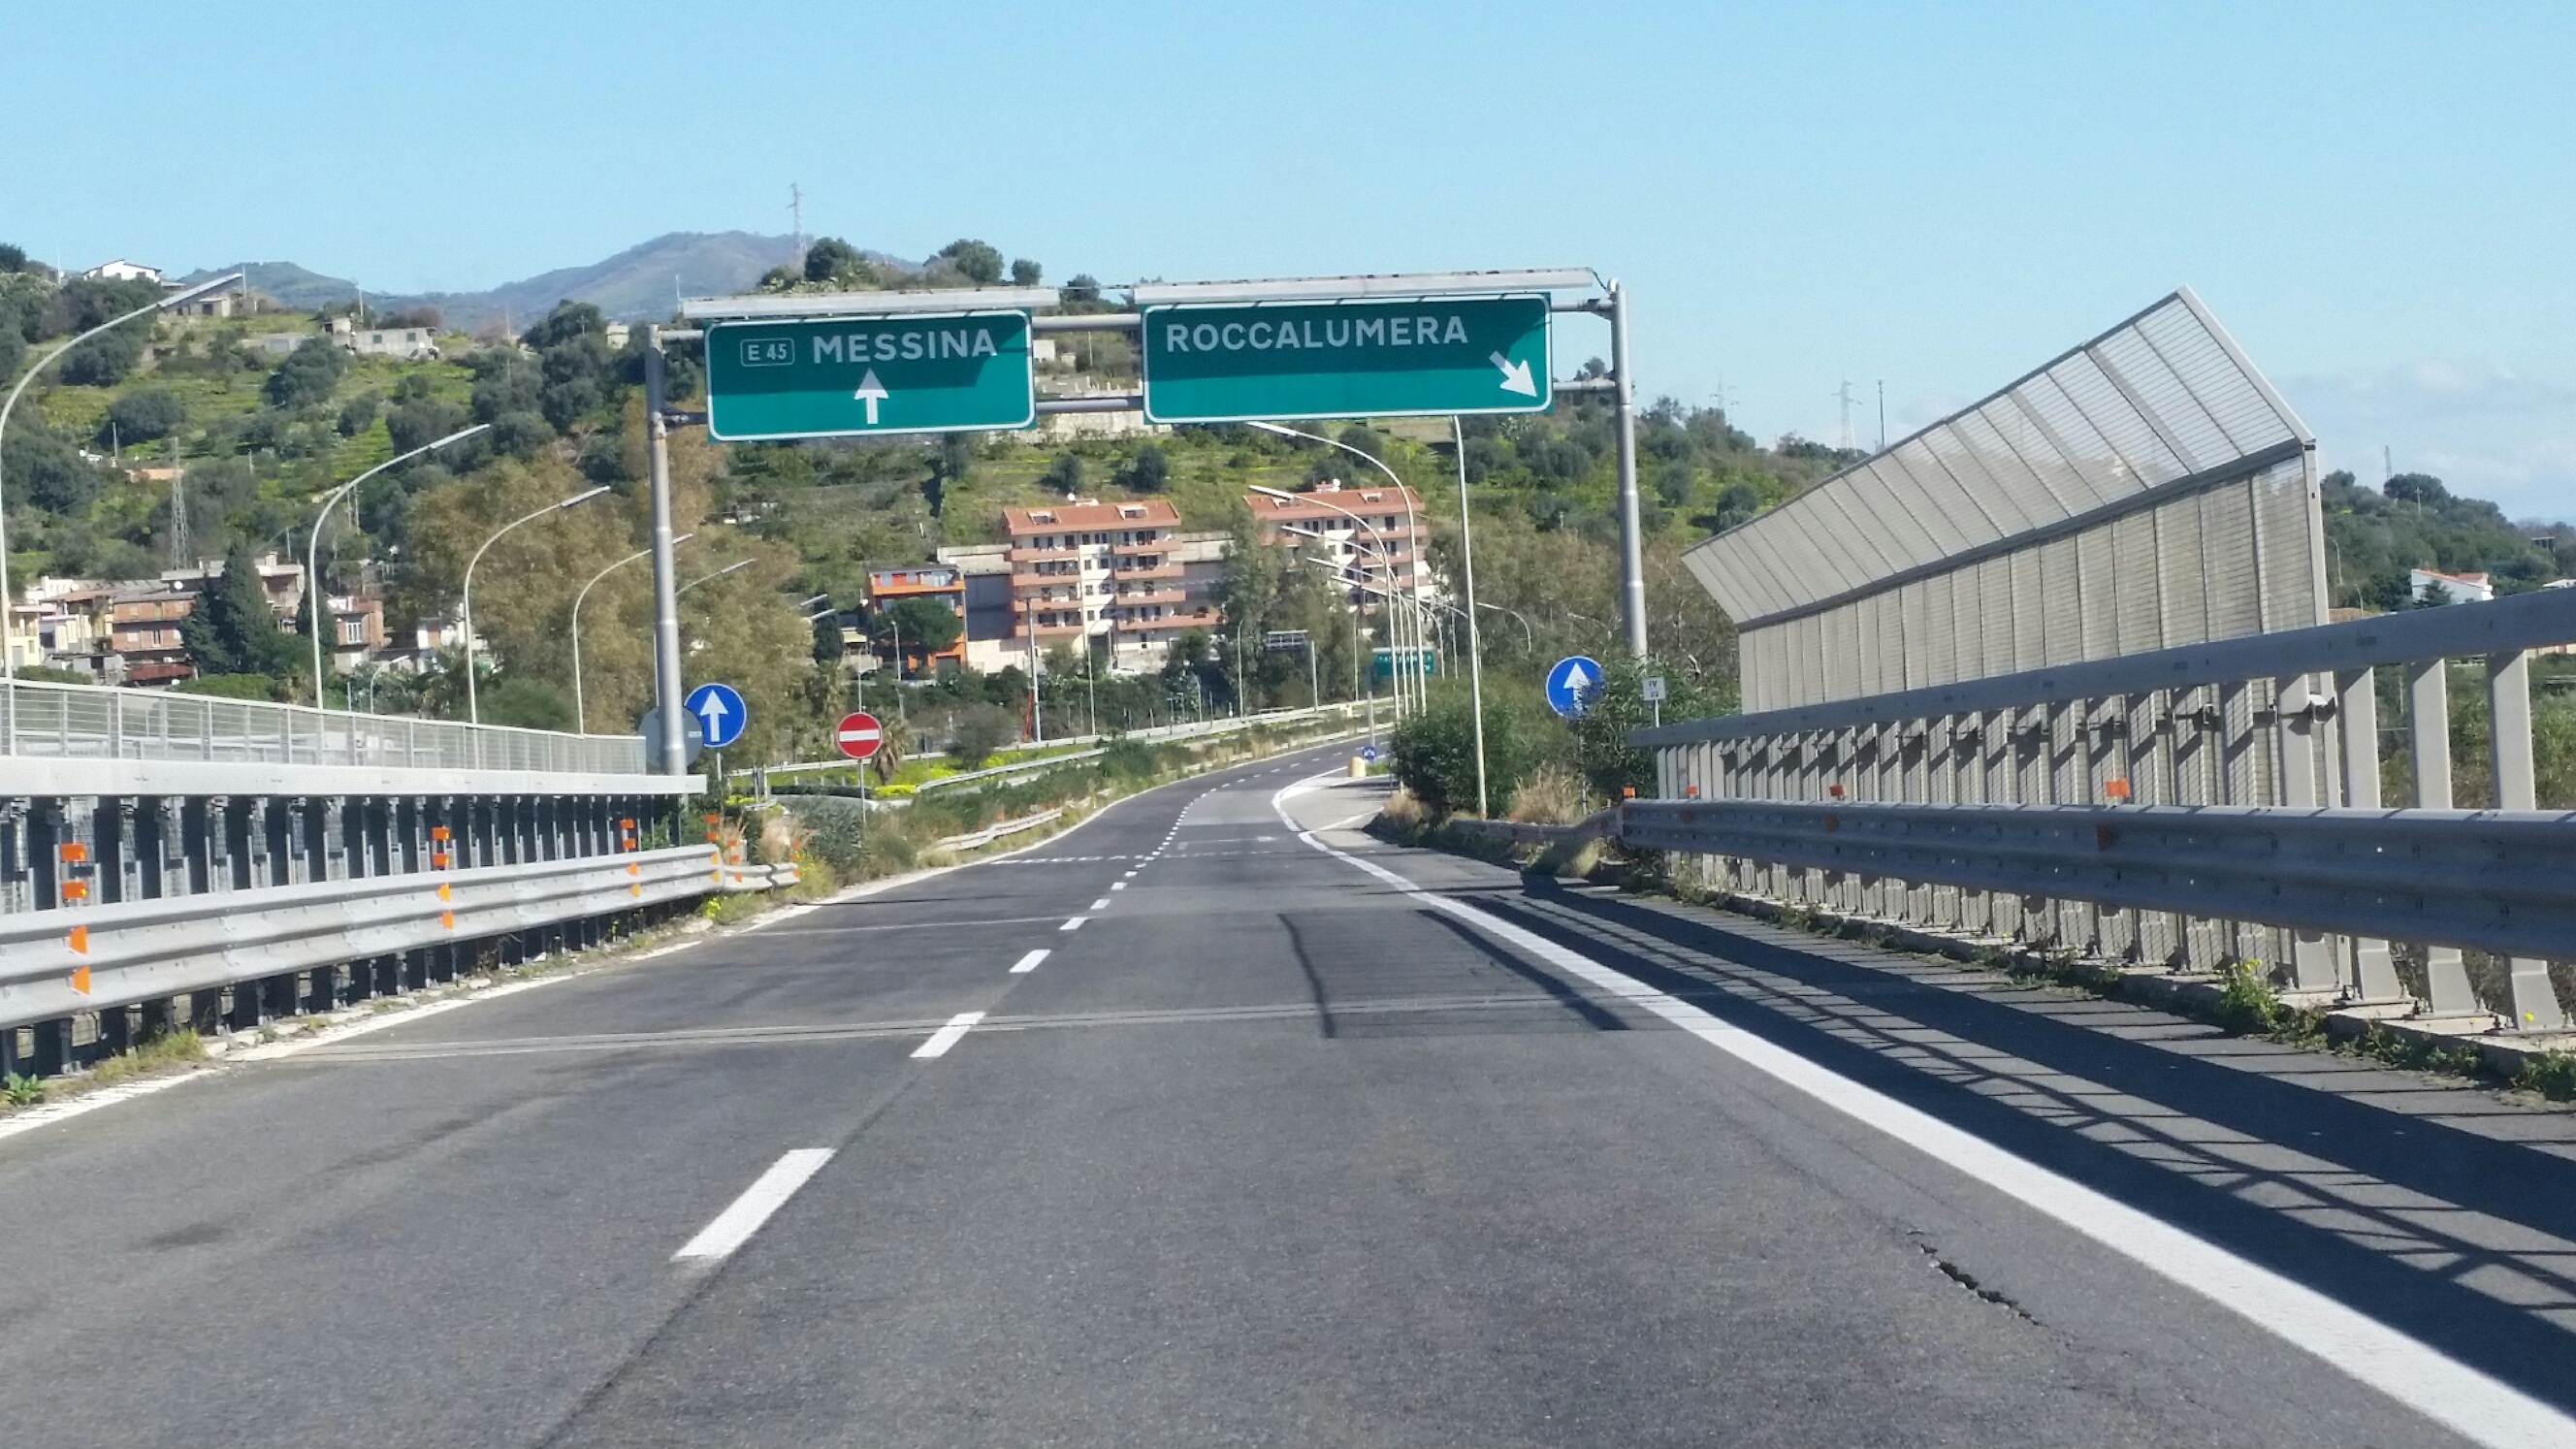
(6, 1, 2570, 515)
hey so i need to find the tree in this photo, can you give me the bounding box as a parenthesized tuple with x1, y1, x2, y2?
(1125, 442, 1170, 493)
(873, 596, 962, 670)
(935, 239, 1005, 286)
(3, 423, 108, 513)
(104, 387, 185, 444)
(804, 237, 880, 285)
(1010, 258, 1043, 286)
(947, 703, 1015, 768)
(811, 611, 845, 664)
(263, 338, 348, 408)
(1041, 453, 1083, 493)
(179, 540, 297, 683)
(521, 301, 605, 350)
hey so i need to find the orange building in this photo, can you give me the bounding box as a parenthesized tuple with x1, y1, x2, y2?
(865, 564, 968, 674)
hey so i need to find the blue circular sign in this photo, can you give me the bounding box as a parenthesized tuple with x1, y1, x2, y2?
(1360, 744, 1380, 762)
(1544, 656, 1604, 719)
(684, 682, 749, 749)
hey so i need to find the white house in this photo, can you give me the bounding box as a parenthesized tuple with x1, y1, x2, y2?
(81, 259, 163, 284)
(2409, 567, 2495, 605)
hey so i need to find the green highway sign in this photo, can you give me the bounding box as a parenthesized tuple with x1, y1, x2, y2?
(1141, 295, 1551, 424)
(703, 311, 1035, 440)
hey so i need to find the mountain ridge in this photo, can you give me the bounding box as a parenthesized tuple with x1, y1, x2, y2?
(179, 230, 861, 332)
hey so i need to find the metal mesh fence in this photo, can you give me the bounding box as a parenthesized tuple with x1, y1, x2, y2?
(0, 678, 648, 775)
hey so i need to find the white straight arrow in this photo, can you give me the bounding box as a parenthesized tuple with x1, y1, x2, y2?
(1491, 352, 1537, 397)
(853, 369, 888, 424)
(696, 692, 730, 733)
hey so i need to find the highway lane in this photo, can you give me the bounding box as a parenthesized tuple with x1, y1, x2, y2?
(0, 742, 2560, 1446)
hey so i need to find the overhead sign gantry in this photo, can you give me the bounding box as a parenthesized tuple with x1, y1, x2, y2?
(647, 268, 1646, 774)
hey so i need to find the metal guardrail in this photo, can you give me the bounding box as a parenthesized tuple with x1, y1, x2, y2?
(1619, 798, 2576, 968)
(934, 808, 1067, 853)
(0, 676, 646, 775)
(0, 843, 726, 1032)
(719, 859, 802, 892)
(1631, 588, 2576, 1032)
(751, 701, 1373, 791)
(1448, 810, 1620, 849)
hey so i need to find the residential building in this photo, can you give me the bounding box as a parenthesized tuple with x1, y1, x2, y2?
(1242, 479, 1432, 607)
(2410, 567, 2495, 605)
(864, 564, 968, 675)
(108, 586, 196, 686)
(163, 554, 306, 621)
(82, 259, 162, 284)
(250, 331, 315, 357)
(329, 316, 441, 360)
(373, 617, 466, 673)
(1000, 498, 1205, 674)
(322, 594, 387, 674)
(933, 543, 1022, 674)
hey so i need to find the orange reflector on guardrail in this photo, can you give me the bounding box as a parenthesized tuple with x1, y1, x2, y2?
(440, 911, 455, 930)
(70, 965, 89, 993)
(436, 882, 452, 901)
(67, 925, 88, 955)
(58, 842, 86, 863)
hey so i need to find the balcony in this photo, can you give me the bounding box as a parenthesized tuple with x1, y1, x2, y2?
(1113, 561, 1183, 583)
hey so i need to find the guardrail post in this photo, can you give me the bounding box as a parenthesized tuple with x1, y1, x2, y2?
(2335, 667, 2404, 1001)
(2273, 674, 2340, 992)
(2405, 659, 2480, 1014)
(2486, 648, 2567, 1029)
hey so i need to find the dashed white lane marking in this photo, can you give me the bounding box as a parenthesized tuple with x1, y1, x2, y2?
(1059, 917, 1085, 932)
(672, 1149, 834, 1263)
(1010, 949, 1049, 974)
(1111, 882, 1126, 891)
(1124, 869, 1140, 877)
(910, 1012, 985, 1059)
(1090, 897, 1111, 911)
(1270, 776, 2576, 1449)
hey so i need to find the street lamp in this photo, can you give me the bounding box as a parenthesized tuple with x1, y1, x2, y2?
(308, 423, 490, 707)
(1281, 522, 1403, 721)
(680, 558, 754, 595)
(462, 485, 611, 724)
(0, 272, 242, 675)
(1249, 421, 1428, 711)
(571, 531, 693, 733)
(1251, 481, 1420, 717)
(1450, 415, 1488, 817)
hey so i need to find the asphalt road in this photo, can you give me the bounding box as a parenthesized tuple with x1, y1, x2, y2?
(0, 739, 2569, 1447)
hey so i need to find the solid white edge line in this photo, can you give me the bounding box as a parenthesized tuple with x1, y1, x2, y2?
(1010, 949, 1050, 974)
(1060, 917, 1085, 932)
(1269, 777, 2576, 1449)
(671, 1148, 835, 1263)
(910, 1011, 986, 1059)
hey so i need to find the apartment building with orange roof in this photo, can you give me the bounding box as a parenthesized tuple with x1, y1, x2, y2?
(1241, 478, 1432, 608)
(999, 497, 1214, 673)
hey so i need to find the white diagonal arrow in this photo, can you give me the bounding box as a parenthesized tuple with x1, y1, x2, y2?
(853, 369, 888, 424)
(1491, 352, 1537, 398)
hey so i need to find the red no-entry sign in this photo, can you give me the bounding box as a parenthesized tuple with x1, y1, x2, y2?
(834, 711, 886, 759)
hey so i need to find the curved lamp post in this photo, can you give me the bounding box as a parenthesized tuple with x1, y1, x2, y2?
(571, 531, 693, 733)
(1251, 482, 1419, 718)
(463, 486, 610, 724)
(1249, 422, 1429, 712)
(308, 423, 490, 706)
(0, 272, 242, 675)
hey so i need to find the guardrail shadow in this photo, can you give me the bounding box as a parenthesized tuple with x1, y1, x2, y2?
(1469, 877, 2576, 1415)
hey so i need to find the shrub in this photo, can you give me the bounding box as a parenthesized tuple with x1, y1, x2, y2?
(2513, 1051, 2576, 1102)
(1508, 762, 1590, 824)
(2212, 961, 2282, 1035)
(1389, 690, 1541, 817)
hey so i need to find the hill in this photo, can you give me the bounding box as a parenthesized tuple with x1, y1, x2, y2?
(178, 231, 811, 333)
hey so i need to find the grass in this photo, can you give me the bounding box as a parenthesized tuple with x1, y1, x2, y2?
(82, 1028, 207, 1087)
(2512, 1052, 2576, 1102)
